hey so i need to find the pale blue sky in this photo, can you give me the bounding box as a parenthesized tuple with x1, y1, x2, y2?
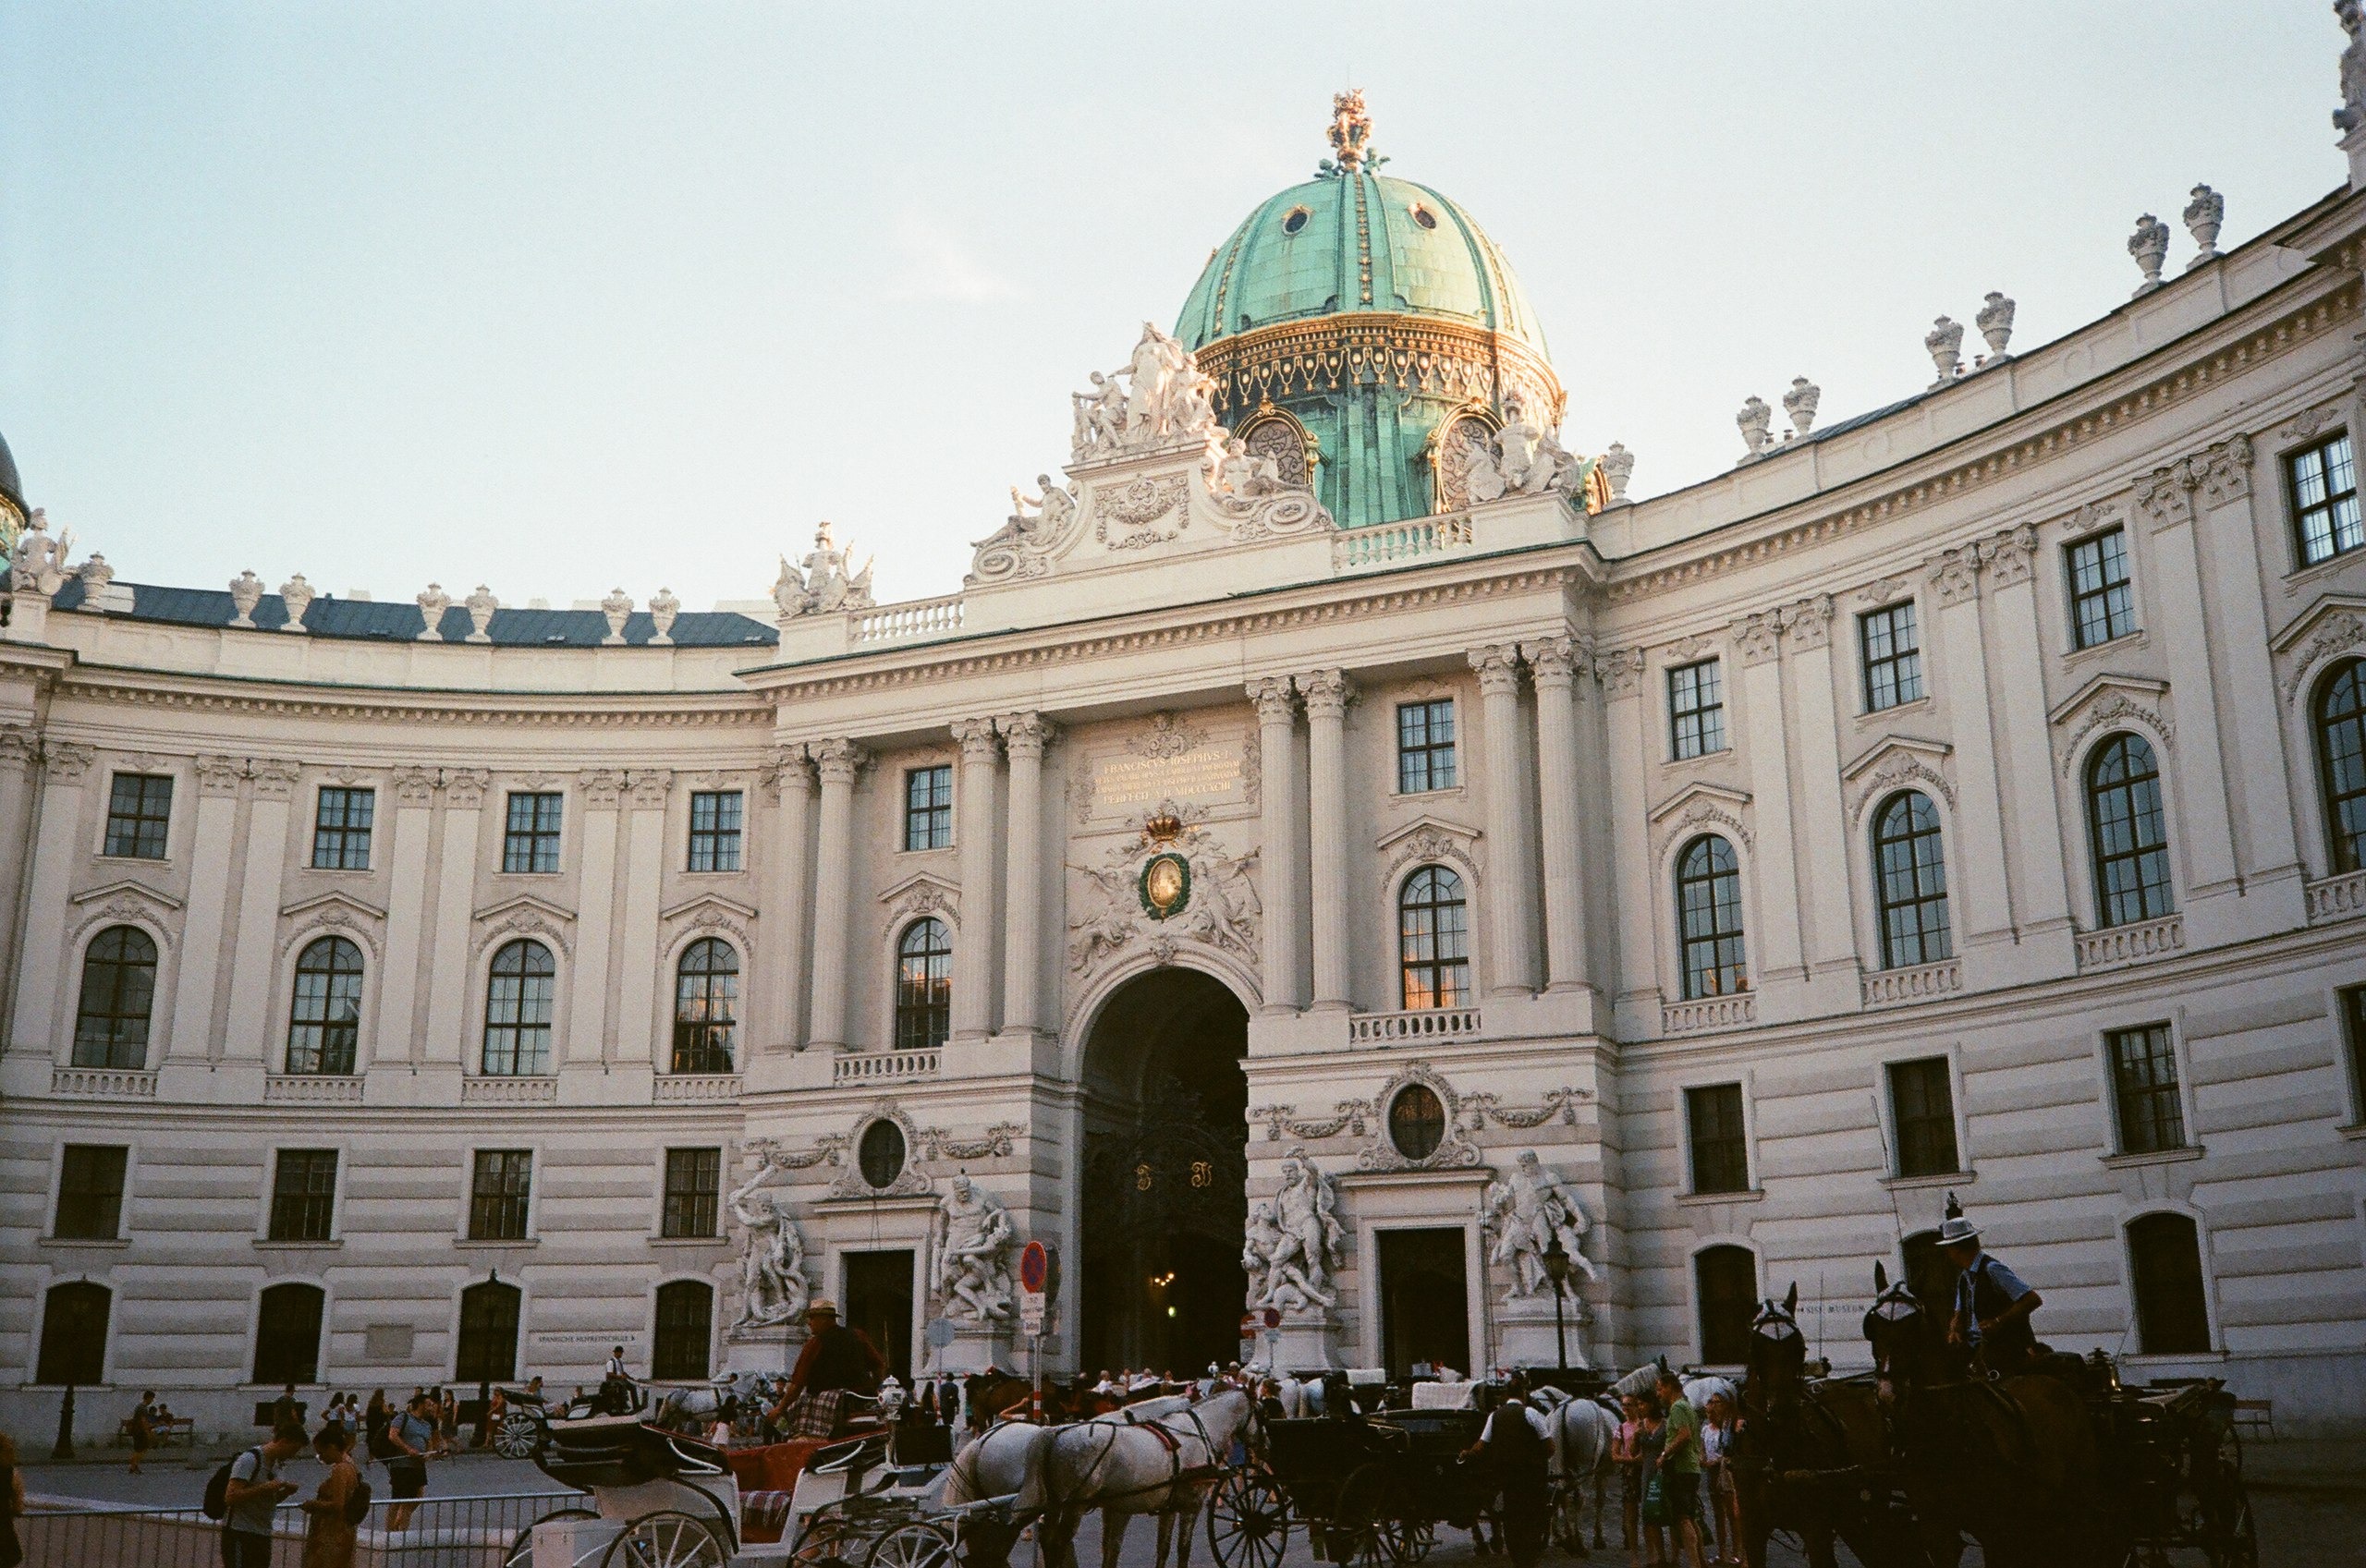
(0, 4, 2338, 610)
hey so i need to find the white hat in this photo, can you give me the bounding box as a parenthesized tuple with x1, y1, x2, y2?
(1935, 1191, 1980, 1246)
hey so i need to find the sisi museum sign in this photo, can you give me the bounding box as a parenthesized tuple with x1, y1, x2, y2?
(7, 79, 2366, 1439)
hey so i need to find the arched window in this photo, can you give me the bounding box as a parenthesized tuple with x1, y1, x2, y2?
(652, 1281, 713, 1380)
(895, 919, 952, 1051)
(482, 940, 555, 1076)
(2128, 1212, 2212, 1355)
(254, 1282, 325, 1384)
(1398, 867, 1470, 1010)
(2314, 659, 2366, 872)
(1676, 836, 1748, 999)
(1694, 1246, 1756, 1366)
(287, 936, 364, 1075)
(671, 938, 738, 1075)
(455, 1279, 521, 1382)
(1872, 791, 1952, 968)
(73, 926, 158, 1070)
(2086, 734, 2173, 927)
(37, 1282, 110, 1385)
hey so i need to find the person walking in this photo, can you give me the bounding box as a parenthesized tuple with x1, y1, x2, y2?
(437, 1389, 458, 1456)
(1613, 1393, 1645, 1562)
(1652, 1368, 1709, 1568)
(221, 1420, 307, 1568)
(1701, 1391, 1742, 1567)
(128, 1390, 158, 1475)
(299, 1423, 365, 1568)
(0, 1431, 27, 1568)
(383, 1392, 436, 1530)
(1463, 1374, 1553, 1568)
(273, 1384, 301, 1433)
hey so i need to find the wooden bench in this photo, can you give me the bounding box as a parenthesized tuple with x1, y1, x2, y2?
(116, 1415, 195, 1448)
(2231, 1398, 2275, 1440)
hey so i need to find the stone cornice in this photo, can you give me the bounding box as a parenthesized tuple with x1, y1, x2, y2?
(52, 665, 770, 727)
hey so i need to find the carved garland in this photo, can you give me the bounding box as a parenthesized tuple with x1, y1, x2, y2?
(2057, 693, 2177, 776)
(1093, 475, 1192, 551)
(2279, 610, 2366, 702)
(287, 909, 384, 963)
(1846, 751, 1957, 820)
(750, 1101, 1025, 1201)
(70, 896, 176, 954)
(472, 909, 575, 959)
(1383, 824, 1482, 887)
(1656, 802, 1754, 864)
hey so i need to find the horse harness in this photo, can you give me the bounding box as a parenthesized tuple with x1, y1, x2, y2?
(1061, 1398, 1232, 1510)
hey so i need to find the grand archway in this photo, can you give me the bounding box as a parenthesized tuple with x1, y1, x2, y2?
(1078, 966, 1250, 1378)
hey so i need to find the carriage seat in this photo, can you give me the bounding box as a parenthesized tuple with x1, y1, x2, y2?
(537, 1415, 729, 1490)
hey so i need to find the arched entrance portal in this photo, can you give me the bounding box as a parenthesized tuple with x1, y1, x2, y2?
(1079, 967, 1249, 1377)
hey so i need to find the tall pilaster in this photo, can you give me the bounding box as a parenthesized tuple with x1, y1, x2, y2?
(1925, 553, 2014, 960)
(1597, 650, 1656, 1027)
(1525, 637, 1593, 995)
(167, 757, 246, 1067)
(1732, 615, 1806, 1003)
(221, 760, 301, 1068)
(565, 771, 626, 1069)
(422, 769, 488, 1076)
(762, 746, 814, 1051)
(1983, 525, 2076, 965)
(370, 768, 438, 1070)
(950, 718, 1003, 1043)
(1301, 670, 1355, 1012)
(998, 713, 1055, 1038)
(807, 739, 866, 1051)
(1248, 677, 1303, 1013)
(1780, 597, 1860, 999)
(1470, 645, 1536, 997)
(613, 770, 671, 1068)
(0, 727, 41, 1037)
(2134, 463, 2242, 916)
(10, 742, 93, 1063)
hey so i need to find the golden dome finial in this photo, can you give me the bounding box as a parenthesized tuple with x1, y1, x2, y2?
(1327, 90, 1372, 172)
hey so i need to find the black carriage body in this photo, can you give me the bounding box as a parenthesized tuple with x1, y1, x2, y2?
(1256, 1410, 1494, 1562)
(2091, 1379, 2256, 1566)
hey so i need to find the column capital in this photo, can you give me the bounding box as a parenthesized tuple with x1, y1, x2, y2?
(1523, 635, 1589, 687)
(0, 724, 37, 771)
(391, 765, 439, 806)
(997, 711, 1060, 759)
(627, 768, 673, 809)
(761, 745, 812, 802)
(950, 716, 1004, 762)
(580, 768, 628, 808)
(1299, 668, 1356, 719)
(1247, 675, 1298, 723)
(2135, 459, 2198, 531)
(811, 737, 870, 784)
(1778, 594, 1835, 651)
(1927, 544, 1984, 607)
(195, 755, 246, 798)
(1982, 523, 2040, 588)
(2195, 433, 2254, 507)
(1729, 612, 1784, 666)
(249, 759, 303, 802)
(1593, 648, 1645, 698)
(1468, 643, 1524, 694)
(441, 767, 492, 810)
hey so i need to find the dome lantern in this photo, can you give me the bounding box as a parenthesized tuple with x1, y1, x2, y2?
(1174, 97, 1565, 527)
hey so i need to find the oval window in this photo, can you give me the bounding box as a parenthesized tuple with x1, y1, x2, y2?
(1388, 1084, 1446, 1161)
(858, 1120, 907, 1190)
(1281, 207, 1311, 236)
(1409, 204, 1439, 231)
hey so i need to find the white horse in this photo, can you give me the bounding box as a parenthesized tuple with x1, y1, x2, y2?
(1038, 1387, 1259, 1568)
(1529, 1387, 1618, 1553)
(945, 1394, 1201, 1568)
(652, 1372, 778, 1437)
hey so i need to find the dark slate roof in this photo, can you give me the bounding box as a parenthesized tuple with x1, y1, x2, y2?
(48, 578, 780, 649)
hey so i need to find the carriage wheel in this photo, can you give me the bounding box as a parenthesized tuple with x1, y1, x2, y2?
(2198, 1416, 2259, 1568)
(599, 1509, 729, 1568)
(495, 1416, 543, 1460)
(1206, 1469, 1292, 1568)
(865, 1520, 958, 1568)
(1334, 1464, 1412, 1568)
(792, 1520, 863, 1567)
(506, 1507, 599, 1568)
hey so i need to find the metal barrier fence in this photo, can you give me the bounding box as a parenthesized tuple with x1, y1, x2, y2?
(25, 1489, 589, 1568)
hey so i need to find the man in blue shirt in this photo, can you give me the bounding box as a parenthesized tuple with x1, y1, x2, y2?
(1937, 1195, 2043, 1374)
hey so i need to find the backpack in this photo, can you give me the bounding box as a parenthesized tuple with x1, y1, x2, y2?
(201, 1447, 262, 1521)
(366, 1415, 395, 1460)
(343, 1473, 374, 1526)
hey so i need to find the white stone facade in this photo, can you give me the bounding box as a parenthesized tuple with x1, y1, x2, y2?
(9, 135, 2366, 1442)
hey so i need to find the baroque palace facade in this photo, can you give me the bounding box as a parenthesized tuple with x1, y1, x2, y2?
(9, 74, 2366, 1440)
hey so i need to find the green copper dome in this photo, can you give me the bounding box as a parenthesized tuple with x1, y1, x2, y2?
(1176, 171, 1547, 357)
(1173, 97, 1564, 528)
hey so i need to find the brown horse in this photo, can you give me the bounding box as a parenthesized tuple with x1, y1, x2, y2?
(1731, 1284, 1917, 1568)
(1860, 1264, 2102, 1568)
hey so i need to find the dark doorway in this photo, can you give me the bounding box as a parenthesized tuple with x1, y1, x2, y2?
(37, 1282, 110, 1385)
(455, 1279, 520, 1382)
(1378, 1229, 1469, 1379)
(1080, 968, 1250, 1378)
(1694, 1246, 1757, 1366)
(845, 1250, 914, 1382)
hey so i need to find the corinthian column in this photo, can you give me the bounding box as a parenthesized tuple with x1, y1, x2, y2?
(1524, 637, 1592, 993)
(998, 713, 1056, 1037)
(1301, 670, 1356, 1012)
(1248, 676, 1303, 1013)
(949, 719, 1002, 1042)
(1470, 646, 1536, 996)
(807, 739, 866, 1051)
(762, 746, 814, 1051)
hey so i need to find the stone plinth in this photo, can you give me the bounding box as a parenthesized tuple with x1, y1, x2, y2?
(1491, 1292, 1589, 1372)
(936, 1319, 1015, 1373)
(722, 1321, 804, 1377)
(1268, 1309, 1343, 1374)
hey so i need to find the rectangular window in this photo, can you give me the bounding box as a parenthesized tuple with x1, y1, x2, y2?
(1886, 1057, 1960, 1178)
(2340, 984, 2366, 1124)
(2106, 1023, 2188, 1156)
(468, 1149, 533, 1242)
(502, 792, 564, 874)
(311, 785, 375, 870)
(267, 1149, 339, 1242)
(1396, 699, 1458, 793)
(1685, 1084, 1750, 1196)
(2065, 528, 2137, 650)
(2290, 432, 2365, 566)
(688, 790, 744, 872)
(1860, 602, 1925, 711)
(1668, 660, 1726, 760)
(54, 1145, 128, 1240)
(662, 1148, 723, 1239)
(103, 773, 173, 859)
(903, 765, 953, 852)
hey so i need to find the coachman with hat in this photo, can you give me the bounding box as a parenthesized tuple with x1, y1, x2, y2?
(765, 1299, 884, 1440)
(1938, 1194, 2043, 1376)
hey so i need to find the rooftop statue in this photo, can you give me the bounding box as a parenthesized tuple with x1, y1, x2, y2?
(1070, 324, 1220, 462)
(776, 522, 876, 619)
(8, 509, 73, 598)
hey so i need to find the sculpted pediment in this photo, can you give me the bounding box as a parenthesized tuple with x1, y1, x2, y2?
(2274, 591, 2366, 700)
(1647, 782, 1754, 856)
(1840, 736, 1956, 819)
(1375, 815, 1482, 881)
(470, 893, 576, 957)
(68, 879, 182, 948)
(71, 878, 184, 913)
(2046, 672, 2175, 772)
(280, 889, 385, 924)
(876, 872, 958, 931)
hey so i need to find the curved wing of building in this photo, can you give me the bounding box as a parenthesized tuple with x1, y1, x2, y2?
(7, 80, 2366, 1439)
